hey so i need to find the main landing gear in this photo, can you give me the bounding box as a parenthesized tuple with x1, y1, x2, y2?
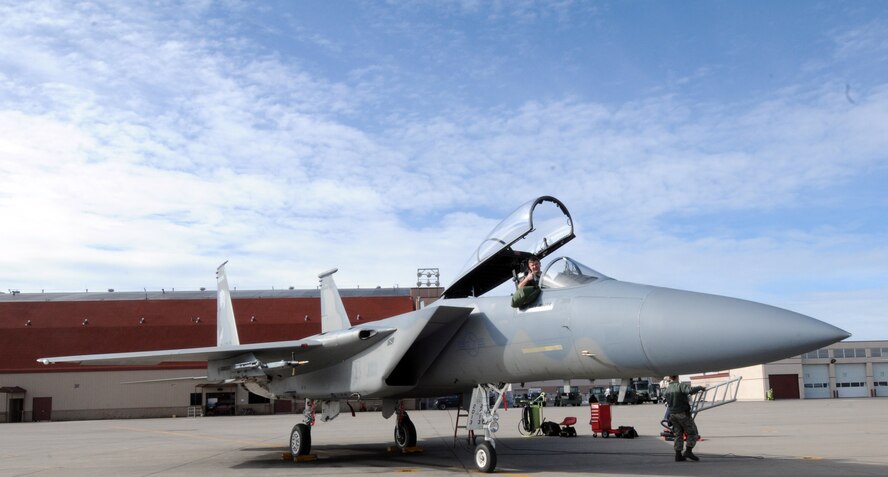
(289, 398, 315, 458)
(394, 408, 417, 449)
(290, 398, 421, 460)
(290, 423, 311, 456)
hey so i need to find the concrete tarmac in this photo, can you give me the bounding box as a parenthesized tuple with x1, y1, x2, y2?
(1, 399, 886, 476)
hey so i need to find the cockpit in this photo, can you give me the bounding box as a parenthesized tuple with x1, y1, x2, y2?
(540, 256, 611, 289)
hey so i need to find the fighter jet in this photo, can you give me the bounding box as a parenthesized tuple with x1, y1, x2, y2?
(38, 196, 849, 473)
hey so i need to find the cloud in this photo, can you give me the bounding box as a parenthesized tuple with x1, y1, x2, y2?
(832, 19, 888, 62)
(0, 1, 884, 347)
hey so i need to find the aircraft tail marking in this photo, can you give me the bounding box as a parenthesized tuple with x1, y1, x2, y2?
(216, 261, 241, 347)
(319, 268, 350, 333)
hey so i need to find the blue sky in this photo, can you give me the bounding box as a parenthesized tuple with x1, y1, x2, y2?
(0, 1, 885, 340)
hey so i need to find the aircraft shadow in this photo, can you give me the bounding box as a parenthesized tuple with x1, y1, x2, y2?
(230, 435, 887, 476)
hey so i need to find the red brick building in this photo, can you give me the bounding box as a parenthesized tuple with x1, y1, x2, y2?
(0, 288, 437, 421)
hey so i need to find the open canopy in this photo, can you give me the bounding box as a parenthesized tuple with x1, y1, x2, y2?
(443, 196, 575, 298)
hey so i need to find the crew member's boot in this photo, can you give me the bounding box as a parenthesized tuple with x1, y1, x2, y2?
(675, 450, 686, 462)
(683, 448, 700, 461)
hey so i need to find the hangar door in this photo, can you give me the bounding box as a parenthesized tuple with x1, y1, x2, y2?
(874, 363, 888, 397)
(802, 365, 830, 399)
(835, 363, 867, 398)
(768, 374, 800, 399)
(32, 397, 52, 421)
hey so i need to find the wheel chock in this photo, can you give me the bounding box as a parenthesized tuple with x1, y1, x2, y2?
(386, 446, 424, 454)
(281, 452, 317, 462)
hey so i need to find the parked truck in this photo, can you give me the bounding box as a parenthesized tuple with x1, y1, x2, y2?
(557, 386, 583, 406)
(629, 378, 661, 403)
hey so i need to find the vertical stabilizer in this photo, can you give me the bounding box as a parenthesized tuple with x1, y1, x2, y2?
(319, 268, 350, 333)
(216, 261, 240, 347)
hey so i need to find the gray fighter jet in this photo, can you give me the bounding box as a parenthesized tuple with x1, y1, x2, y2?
(38, 196, 849, 473)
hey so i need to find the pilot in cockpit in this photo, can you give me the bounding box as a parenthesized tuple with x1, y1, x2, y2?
(511, 256, 541, 308)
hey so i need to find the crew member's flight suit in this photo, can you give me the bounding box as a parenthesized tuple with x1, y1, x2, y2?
(664, 380, 706, 461)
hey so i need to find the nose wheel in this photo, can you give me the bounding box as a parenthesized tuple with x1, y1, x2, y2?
(474, 441, 497, 473)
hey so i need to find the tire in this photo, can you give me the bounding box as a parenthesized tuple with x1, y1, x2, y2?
(474, 441, 497, 473)
(290, 423, 311, 456)
(394, 415, 417, 448)
(518, 418, 533, 436)
(602, 430, 610, 438)
(437, 403, 447, 410)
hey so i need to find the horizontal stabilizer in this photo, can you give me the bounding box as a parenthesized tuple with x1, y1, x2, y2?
(120, 376, 209, 384)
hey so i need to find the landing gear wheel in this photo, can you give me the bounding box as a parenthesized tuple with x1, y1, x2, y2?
(290, 423, 311, 456)
(474, 441, 497, 473)
(394, 416, 417, 448)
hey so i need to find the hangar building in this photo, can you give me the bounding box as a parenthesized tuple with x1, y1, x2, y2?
(0, 286, 440, 422)
(692, 340, 888, 400)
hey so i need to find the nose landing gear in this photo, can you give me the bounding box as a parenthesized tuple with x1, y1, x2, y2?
(464, 383, 510, 473)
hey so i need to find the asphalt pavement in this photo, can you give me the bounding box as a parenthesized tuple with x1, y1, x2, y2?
(1, 398, 886, 476)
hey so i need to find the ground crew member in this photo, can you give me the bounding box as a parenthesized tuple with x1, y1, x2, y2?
(663, 375, 706, 462)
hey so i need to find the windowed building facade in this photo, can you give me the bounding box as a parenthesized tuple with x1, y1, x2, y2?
(693, 340, 888, 400)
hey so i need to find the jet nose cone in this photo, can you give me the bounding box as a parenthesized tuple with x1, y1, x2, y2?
(639, 288, 850, 375)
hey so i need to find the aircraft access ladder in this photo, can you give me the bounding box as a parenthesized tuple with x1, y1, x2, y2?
(690, 376, 742, 418)
(661, 377, 742, 440)
(452, 406, 476, 446)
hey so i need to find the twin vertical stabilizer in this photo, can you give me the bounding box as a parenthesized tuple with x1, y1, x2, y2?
(216, 261, 240, 347)
(319, 268, 351, 333)
(215, 263, 348, 344)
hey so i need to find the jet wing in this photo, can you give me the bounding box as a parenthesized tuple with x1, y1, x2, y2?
(443, 196, 575, 298)
(37, 340, 320, 366)
(37, 326, 397, 374)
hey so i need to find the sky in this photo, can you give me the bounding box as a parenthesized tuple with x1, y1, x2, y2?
(0, 1, 885, 340)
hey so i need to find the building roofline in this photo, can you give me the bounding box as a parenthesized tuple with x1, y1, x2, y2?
(0, 287, 412, 302)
